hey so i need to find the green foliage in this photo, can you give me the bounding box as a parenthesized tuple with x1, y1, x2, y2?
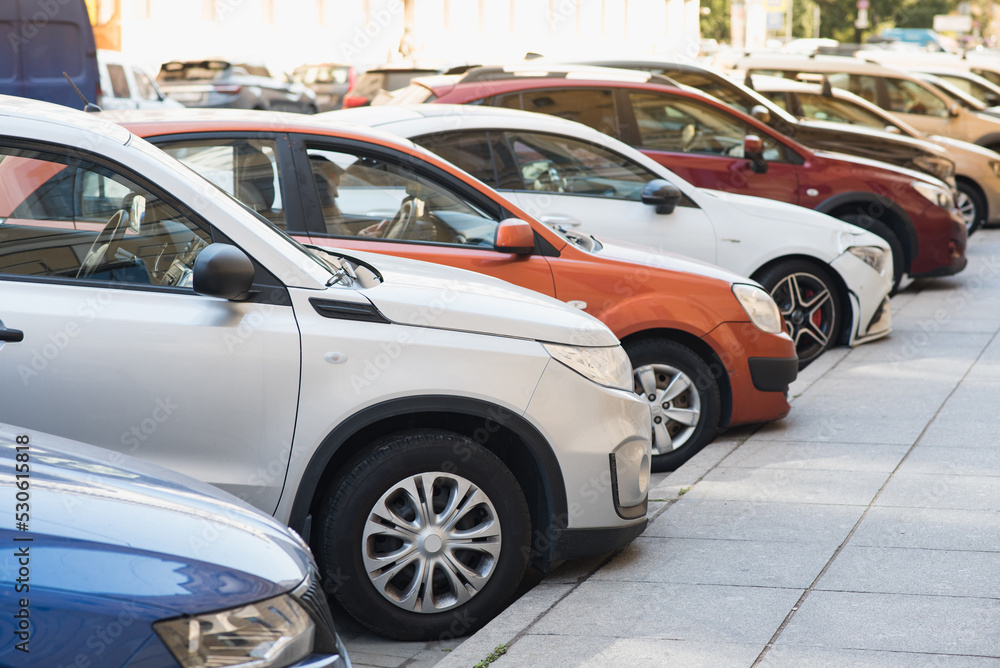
(700, 0, 731, 43)
(474, 644, 508, 668)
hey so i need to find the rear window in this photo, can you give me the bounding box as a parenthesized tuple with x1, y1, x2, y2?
(351, 70, 439, 98)
(293, 65, 350, 85)
(159, 61, 230, 82)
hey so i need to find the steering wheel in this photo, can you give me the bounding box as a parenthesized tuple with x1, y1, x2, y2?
(76, 209, 130, 279)
(382, 197, 417, 240)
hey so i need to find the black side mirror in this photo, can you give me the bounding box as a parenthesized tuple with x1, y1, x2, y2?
(193, 243, 255, 300)
(641, 179, 683, 215)
(744, 135, 769, 174)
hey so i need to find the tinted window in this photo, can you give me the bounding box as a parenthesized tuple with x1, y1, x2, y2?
(796, 92, 889, 128)
(304, 146, 500, 247)
(495, 88, 620, 139)
(0, 146, 210, 287)
(761, 91, 791, 111)
(160, 139, 289, 229)
(827, 73, 880, 105)
(503, 131, 658, 201)
(414, 131, 497, 185)
(662, 71, 753, 114)
(885, 78, 948, 117)
(107, 64, 129, 99)
(972, 68, 1000, 87)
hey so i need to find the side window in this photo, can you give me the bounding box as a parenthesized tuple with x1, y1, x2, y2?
(885, 78, 949, 117)
(495, 88, 620, 139)
(304, 146, 500, 248)
(828, 73, 879, 105)
(412, 131, 499, 186)
(107, 64, 130, 99)
(132, 68, 160, 101)
(797, 93, 887, 128)
(159, 139, 289, 229)
(628, 92, 788, 162)
(972, 68, 1000, 87)
(761, 91, 791, 111)
(0, 146, 210, 288)
(666, 71, 752, 114)
(503, 131, 657, 200)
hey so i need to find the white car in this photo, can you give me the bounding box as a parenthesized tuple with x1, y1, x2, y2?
(323, 104, 894, 365)
(97, 49, 184, 110)
(0, 96, 651, 639)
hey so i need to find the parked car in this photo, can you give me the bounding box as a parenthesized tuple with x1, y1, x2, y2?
(343, 65, 446, 108)
(0, 424, 350, 668)
(292, 62, 356, 111)
(157, 59, 318, 113)
(750, 74, 1000, 234)
(913, 67, 1000, 108)
(320, 103, 893, 368)
(544, 58, 958, 185)
(911, 71, 1000, 119)
(0, 0, 99, 109)
(732, 54, 1000, 150)
(97, 50, 184, 110)
(0, 96, 651, 639)
(384, 65, 967, 290)
(108, 107, 800, 470)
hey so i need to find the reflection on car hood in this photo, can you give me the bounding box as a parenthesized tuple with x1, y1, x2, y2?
(0, 425, 309, 614)
(340, 248, 618, 347)
(593, 236, 755, 285)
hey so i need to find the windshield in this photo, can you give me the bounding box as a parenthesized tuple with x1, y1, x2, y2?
(795, 92, 894, 128)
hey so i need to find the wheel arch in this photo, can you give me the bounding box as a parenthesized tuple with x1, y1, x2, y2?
(620, 328, 734, 429)
(955, 175, 988, 221)
(288, 396, 567, 567)
(816, 191, 918, 273)
(750, 253, 853, 346)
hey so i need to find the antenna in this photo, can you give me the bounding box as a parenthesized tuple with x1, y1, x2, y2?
(63, 72, 102, 113)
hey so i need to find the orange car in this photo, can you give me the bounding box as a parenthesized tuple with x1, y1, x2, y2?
(110, 109, 797, 470)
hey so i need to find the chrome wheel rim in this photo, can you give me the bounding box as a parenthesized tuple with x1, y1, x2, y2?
(362, 472, 501, 613)
(957, 191, 977, 232)
(634, 363, 701, 455)
(769, 271, 835, 363)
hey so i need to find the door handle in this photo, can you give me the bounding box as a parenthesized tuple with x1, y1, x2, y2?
(0, 326, 24, 343)
(539, 214, 582, 228)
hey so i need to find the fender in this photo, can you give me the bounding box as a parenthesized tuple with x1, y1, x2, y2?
(287, 395, 567, 534)
(814, 190, 919, 260)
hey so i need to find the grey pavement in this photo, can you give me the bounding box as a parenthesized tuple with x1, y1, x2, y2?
(344, 228, 1000, 667)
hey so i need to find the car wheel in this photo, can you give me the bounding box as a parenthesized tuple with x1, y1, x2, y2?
(316, 430, 530, 640)
(956, 181, 986, 236)
(755, 260, 842, 368)
(839, 214, 904, 293)
(623, 338, 721, 472)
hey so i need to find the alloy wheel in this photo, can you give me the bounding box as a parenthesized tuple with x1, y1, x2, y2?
(633, 363, 702, 456)
(769, 271, 835, 363)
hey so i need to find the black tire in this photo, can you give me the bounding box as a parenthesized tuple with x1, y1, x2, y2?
(755, 260, 843, 369)
(840, 213, 904, 293)
(956, 180, 987, 237)
(316, 430, 530, 640)
(623, 338, 721, 473)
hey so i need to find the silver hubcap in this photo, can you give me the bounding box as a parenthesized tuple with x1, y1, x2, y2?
(362, 472, 501, 613)
(957, 191, 977, 231)
(634, 363, 701, 455)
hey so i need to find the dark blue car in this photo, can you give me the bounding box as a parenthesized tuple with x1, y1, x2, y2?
(0, 425, 350, 667)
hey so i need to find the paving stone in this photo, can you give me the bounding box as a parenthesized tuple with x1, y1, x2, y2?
(758, 644, 1000, 667)
(899, 445, 1000, 476)
(850, 506, 1000, 552)
(679, 467, 889, 505)
(498, 634, 763, 668)
(721, 441, 908, 472)
(876, 473, 1000, 511)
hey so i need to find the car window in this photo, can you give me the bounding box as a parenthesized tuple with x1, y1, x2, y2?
(972, 68, 1000, 87)
(761, 90, 791, 111)
(885, 78, 949, 117)
(132, 67, 159, 101)
(159, 139, 289, 230)
(502, 131, 658, 201)
(413, 131, 498, 186)
(628, 91, 787, 162)
(826, 73, 880, 105)
(304, 146, 500, 247)
(0, 146, 211, 288)
(494, 88, 620, 139)
(662, 71, 753, 114)
(796, 92, 889, 128)
(107, 64, 130, 99)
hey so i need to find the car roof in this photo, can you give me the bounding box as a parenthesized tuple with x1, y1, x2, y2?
(455, 63, 676, 86)
(0, 94, 131, 145)
(738, 54, 909, 76)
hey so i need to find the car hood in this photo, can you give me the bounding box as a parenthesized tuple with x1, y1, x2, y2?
(800, 118, 948, 154)
(337, 248, 618, 347)
(0, 426, 310, 614)
(929, 134, 1000, 159)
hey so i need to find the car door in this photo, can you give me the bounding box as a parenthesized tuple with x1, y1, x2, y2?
(0, 140, 301, 513)
(415, 129, 719, 263)
(620, 90, 802, 206)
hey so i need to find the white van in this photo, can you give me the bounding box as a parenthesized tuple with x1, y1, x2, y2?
(98, 50, 184, 110)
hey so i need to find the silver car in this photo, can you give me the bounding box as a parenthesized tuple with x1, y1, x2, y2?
(158, 59, 318, 113)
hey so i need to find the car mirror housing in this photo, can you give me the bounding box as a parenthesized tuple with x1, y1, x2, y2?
(750, 104, 771, 124)
(495, 219, 535, 254)
(949, 102, 961, 117)
(744, 134, 769, 174)
(193, 243, 255, 300)
(641, 179, 683, 215)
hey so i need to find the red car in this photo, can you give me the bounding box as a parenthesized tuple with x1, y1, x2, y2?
(382, 66, 968, 288)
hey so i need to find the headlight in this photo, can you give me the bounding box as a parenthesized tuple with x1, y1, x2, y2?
(732, 284, 784, 334)
(912, 180, 955, 209)
(913, 155, 955, 181)
(154, 594, 314, 668)
(543, 343, 633, 391)
(846, 245, 887, 273)
(991, 160, 1000, 178)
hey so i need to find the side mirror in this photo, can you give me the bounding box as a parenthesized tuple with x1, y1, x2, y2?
(495, 219, 535, 254)
(744, 134, 769, 174)
(948, 102, 961, 117)
(884, 125, 901, 134)
(641, 179, 683, 215)
(193, 243, 255, 300)
(750, 104, 771, 124)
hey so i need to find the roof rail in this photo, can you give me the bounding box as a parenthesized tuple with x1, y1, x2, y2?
(457, 65, 679, 87)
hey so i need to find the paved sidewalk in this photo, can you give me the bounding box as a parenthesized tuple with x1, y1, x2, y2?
(347, 228, 1000, 667)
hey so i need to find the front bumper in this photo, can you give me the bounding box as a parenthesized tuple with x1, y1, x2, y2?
(524, 357, 651, 539)
(909, 205, 968, 278)
(830, 249, 893, 346)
